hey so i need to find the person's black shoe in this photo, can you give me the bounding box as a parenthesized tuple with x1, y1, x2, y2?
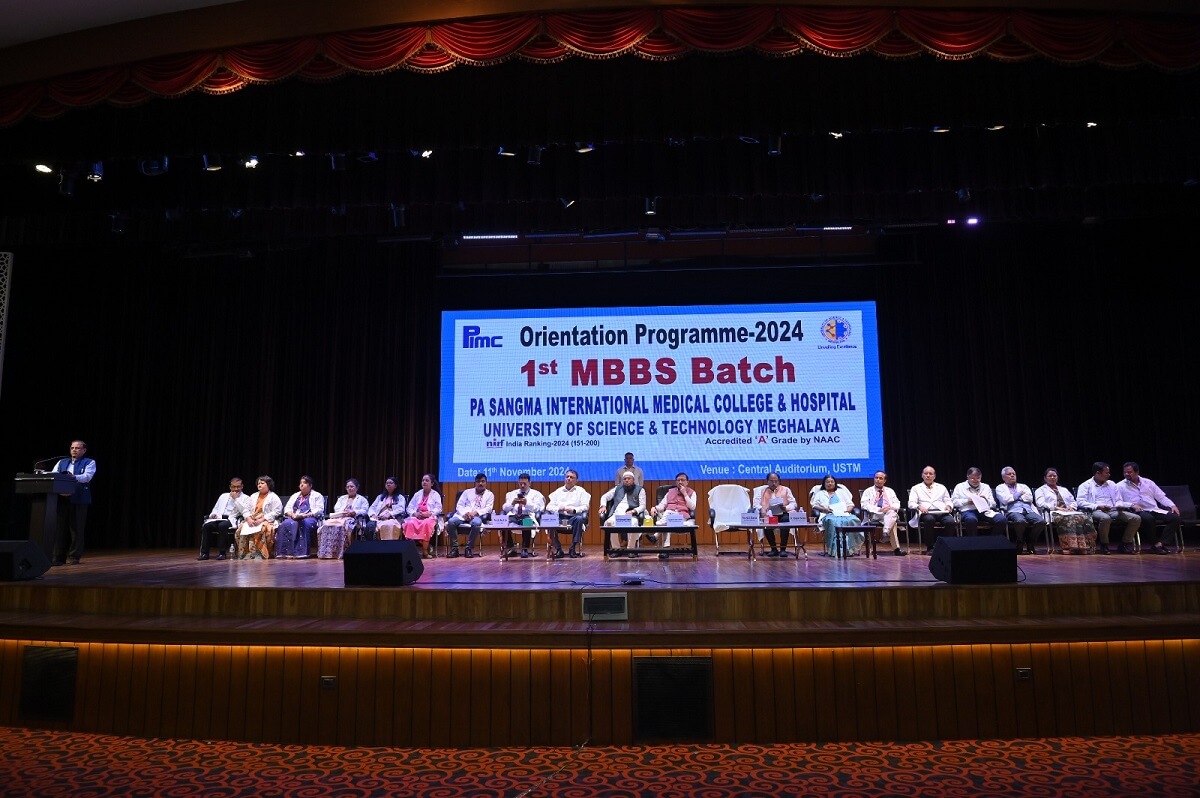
(68, 558, 80, 565)
(766, 548, 779, 558)
(520, 549, 533, 558)
(552, 549, 566, 560)
(197, 553, 210, 561)
(216, 552, 226, 560)
(447, 548, 460, 559)
(505, 547, 518, 559)
(893, 547, 907, 556)
(1119, 543, 1137, 555)
(51, 560, 65, 567)
(1152, 544, 1170, 555)
(1097, 544, 1111, 554)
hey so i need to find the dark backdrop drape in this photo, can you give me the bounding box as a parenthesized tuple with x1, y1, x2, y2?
(1, 219, 1195, 548)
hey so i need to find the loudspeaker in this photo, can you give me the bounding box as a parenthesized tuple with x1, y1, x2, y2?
(928, 536, 1017, 584)
(0, 540, 52, 581)
(343, 539, 424, 586)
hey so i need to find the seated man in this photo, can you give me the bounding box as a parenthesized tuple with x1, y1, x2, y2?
(198, 477, 249, 560)
(500, 472, 546, 558)
(649, 472, 698, 548)
(908, 466, 954, 554)
(951, 467, 1008, 538)
(277, 475, 325, 559)
(445, 472, 495, 559)
(601, 470, 648, 553)
(1077, 461, 1141, 554)
(753, 472, 798, 557)
(546, 468, 591, 559)
(1117, 461, 1180, 555)
(859, 470, 906, 556)
(996, 466, 1046, 554)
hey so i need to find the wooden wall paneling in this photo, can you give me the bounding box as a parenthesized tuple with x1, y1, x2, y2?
(1084, 641, 1114, 736)
(966, 644, 997, 740)
(0, 640, 17, 726)
(247, 646, 276, 743)
(1140, 639, 1171, 734)
(299, 647, 326, 744)
(789, 646, 818, 742)
(550, 648, 578, 745)
(909, 646, 938, 741)
(1125, 640, 1154, 734)
(330, 646, 357, 747)
(528, 648, 552, 746)
(1161, 639, 1191, 733)
(588, 647, 613, 746)
(1103, 640, 1135, 736)
(226, 645, 249, 742)
(929, 645, 958, 740)
(371, 647, 395, 746)
(851, 646, 879, 743)
(505, 648, 531, 746)
(207, 644, 233, 742)
(189, 644, 213, 742)
(428, 648, 453, 746)
(869, 646, 898, 742)
(831, 647, 859, 741)
(173, 644, 199, 740)
(752, 647, 779, 742)
(609, 648, 633, 745)
(810, 647, 837, 742)
(986, 643, 1018, 740)
(951, 644, 979, 741)
(570, 645, 591, 745)
(1066, 641, 1096, 737)
(1046, 642, 1077, 737)
(275, 646, 303, 744)
(710, 648, 736, 743)
(1182, 639, 1200, 733)
(1027, 643, 1058, 738)
(446, 647, 473, 746)
(773, 647, 798, 742)
(731, 648, 758, 743)
(890, 646, 920, 742)
(471, 647, 496, 747)
(153, 645, 178, 739)
(354, 647, 377, 746)
(393, 648, 418, 747)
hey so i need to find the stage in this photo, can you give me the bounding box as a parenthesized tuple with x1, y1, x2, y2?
(1, 545, 1198, 747)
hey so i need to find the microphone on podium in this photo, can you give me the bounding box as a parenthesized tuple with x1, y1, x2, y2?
(32, 455, 67, 473)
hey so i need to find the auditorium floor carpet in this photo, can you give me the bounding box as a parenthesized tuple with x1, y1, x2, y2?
(2, 727, 1197, 797)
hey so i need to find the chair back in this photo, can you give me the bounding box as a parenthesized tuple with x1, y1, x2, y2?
(1161, 485, 1197, 522)
(708, 484, 751, 531)
(655, 484, 672, 504)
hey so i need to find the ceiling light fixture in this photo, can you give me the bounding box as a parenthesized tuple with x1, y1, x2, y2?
(86, 162, 103, 182)
(575, 142, 594, 153)
(243, 155, 259, 169)
(560, 198, 576, 208)
(644, 197, 658, 216)
(35, 163, 53, 174)
(202, 154, 223, 171)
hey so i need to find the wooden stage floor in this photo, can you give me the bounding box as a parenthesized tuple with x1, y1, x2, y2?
(3, 545, 1198, 649)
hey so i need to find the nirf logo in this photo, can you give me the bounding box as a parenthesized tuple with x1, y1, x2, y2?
(486, 439, 504, 449)
(462, 325, 503, 349)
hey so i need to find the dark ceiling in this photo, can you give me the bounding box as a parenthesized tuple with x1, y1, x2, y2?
(1, 43, 1197, 257)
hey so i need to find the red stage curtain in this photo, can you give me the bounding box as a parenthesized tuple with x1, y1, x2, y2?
(2, 6, 1198, 126)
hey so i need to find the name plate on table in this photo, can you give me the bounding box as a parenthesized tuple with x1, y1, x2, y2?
(540, 512, 561, 527)
(664, 511, 685, 527)
(740, 511, 762, 526)
(613, 514, 635, 527)
(490, 516, 509, 527)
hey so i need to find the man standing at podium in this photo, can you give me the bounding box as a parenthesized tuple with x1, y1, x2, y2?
(52, 439, 96, 565)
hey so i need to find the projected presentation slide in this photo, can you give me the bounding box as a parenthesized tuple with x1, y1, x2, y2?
(440, 302, 884, 483)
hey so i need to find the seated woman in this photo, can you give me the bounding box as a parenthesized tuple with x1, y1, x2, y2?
(317, 478, 370, 560)
(402, 473, 442, 558)
(236, 475, 283, 559)
(367, 477, 406, 540)
(811, 474, 864, 556)
(1035, 467, 1098, 554)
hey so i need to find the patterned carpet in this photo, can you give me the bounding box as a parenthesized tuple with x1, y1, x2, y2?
(2, 727, 1198, 797)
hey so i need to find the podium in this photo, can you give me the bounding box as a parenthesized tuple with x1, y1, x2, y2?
(15, 472, 75, 559)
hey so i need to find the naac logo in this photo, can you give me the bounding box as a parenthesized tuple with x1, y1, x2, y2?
(821, 316, 852, 344)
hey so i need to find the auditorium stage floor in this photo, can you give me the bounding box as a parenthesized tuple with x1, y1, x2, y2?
(21, 545, 1200, 591)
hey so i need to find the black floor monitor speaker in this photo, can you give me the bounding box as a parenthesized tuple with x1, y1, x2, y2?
(928, 536, 1017, 584)
(343, 539, 424, 586)
(0, 540, 52, 581)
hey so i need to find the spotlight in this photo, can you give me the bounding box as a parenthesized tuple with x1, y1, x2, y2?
(243, 155, 259, 169)
(559, 198, 576, 209)
(328, 153, 346, 171)
(86, 162, 103, 182)
(766, 135, 782, 156)
(930, 125, 950, 134)
(202, 154, 223, 171)
(644, 197, 657, 216)
(497, 146, 516, 157)
(527, 146, 543, 166)
(575, 142, 594, 153)
(738, 135, 760, 145)
(828, 131, 844, 139)
(35, 163, 53, 174)
(292, 150, 306, 157)
(420, 150, 433, 159)
(139, 157, 169, 176)
(58, 171, 76, 197)
(358, 152, 379, 163)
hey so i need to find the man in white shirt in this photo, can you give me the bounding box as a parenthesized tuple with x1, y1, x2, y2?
(995, 466, 1047, 555)
(908, 465, 954, 554)
(500, 472, 546, 558)
(753, 472, 798, 558)
(546, 468, 591, 558)
(1117, 461, 1179, 555)
(951, 467, 1008, 538)
(1077, 461, 1140, 554)
(860, 470, 906, 556)
(198, 477, 250, 560)
(446, 473, 495, 559)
